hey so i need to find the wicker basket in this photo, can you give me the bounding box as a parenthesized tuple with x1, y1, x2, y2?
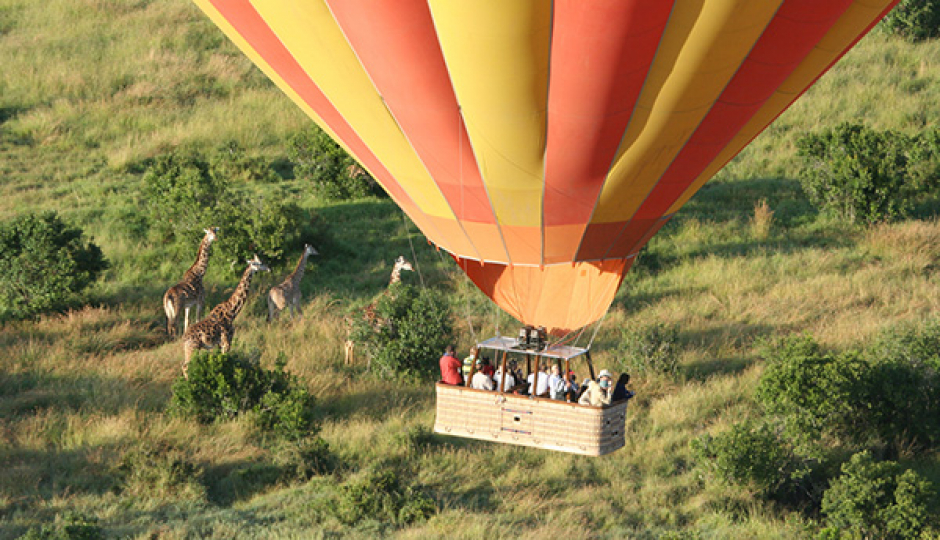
(433, 383, 628, 456)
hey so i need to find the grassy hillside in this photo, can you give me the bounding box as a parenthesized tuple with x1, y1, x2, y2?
(1, 1, 940, 538)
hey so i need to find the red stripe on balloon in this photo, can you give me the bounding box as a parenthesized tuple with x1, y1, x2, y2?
(326, 0, 496, 227)
(621, 0, 856, 236)
(543, 0, 673, 263)
(207, 0, 440, 240)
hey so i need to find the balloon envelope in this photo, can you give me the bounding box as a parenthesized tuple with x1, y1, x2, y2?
(193, 0, 898, 334)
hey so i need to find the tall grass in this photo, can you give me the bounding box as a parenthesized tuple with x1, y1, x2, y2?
(1, 1, 940, 538)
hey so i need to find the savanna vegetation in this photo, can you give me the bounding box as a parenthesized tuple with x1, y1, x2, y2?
(1, 1, 940, 538)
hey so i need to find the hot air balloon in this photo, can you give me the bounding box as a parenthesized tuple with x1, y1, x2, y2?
(191, 0, 901, 455)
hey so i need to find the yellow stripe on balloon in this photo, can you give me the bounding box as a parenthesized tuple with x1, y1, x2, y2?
(192, 1, 346, 146)
(665, 0, 897, 215)
(428, 0, 552, 230)
(592, 0, 781, 224)
(248, 1, 456, 220)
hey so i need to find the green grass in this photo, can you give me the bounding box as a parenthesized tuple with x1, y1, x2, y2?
(2, 1, 940, 538)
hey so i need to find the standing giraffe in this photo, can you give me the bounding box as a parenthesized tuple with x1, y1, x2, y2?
(164, 227, 218, 339)
(267, 244, 319, 321)
(181, 254, 270, 378)
(344, 255, 414, 366)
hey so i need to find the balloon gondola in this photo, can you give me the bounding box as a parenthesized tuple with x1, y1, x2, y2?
(192, 0, 901, 452)
(435, 332, 629, 456)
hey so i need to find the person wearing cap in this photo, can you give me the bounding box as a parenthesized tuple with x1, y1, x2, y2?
(471, 358, 495, 391)
(578, 369, 614, 407)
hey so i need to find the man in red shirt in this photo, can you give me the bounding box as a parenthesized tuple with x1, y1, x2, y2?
(439, 344, 463, 385)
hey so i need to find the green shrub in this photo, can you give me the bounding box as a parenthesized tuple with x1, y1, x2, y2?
(114, 442, 205, 502)
(755, 335, 871, 453)
(691, 420, 822, 506)
(333, 468, 436, 526)
(616, 321, 681, 377)
(880, 0, 940, 41)
(796, 123, 915, 224)
(210, 140, 281, 184)
(0, 211, 108, 320)
(170, 351, 318, 440)
(352, 285, 454, 379)
(863, 320, 940, 453)
(820, 451, 935, 540)
(287, 126, 381, 200)
(18, 512, 104, 540)
(141, 145, 312, 265)
(908, 128, 940, 193)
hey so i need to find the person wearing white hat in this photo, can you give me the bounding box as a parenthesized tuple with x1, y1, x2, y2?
(578, 369, 614, 407)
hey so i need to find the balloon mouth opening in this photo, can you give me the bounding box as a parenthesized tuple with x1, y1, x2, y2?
(452, 255, 634, 336)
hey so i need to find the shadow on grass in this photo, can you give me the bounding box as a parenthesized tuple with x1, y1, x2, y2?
(0, 369, 172, 418)
(313, 385, 433, 423)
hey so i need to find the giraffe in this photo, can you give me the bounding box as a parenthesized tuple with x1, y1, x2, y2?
(163, 227, 218, 339)
(344, 255, 414, 366)
(181, 254, 270, 378)
(267, 243, 319, 321)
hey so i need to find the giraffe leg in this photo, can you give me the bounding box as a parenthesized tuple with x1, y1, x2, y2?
(220, 330, 232, 354)
(183, 306, 192, 335)
(344, 340, 355, 366)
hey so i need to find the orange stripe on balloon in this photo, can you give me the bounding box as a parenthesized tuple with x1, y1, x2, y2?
(458, 258, 631, 335)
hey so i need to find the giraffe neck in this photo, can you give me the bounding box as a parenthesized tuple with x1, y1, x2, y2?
(287, 250, 311, 288)
(219, 266, 256, 322)
(186, 235, 213, 280)
(389, 267, 402, 288)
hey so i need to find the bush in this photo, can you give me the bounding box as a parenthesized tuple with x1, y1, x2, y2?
(114, 442, 205, 502)
(880, 0, 940, 41)
(287, 126, 381, 200)
(141, 146, 312, 265)
(332, 468, 436, 527)
(796, 123, 915, 224)
(863, 320, 940, 453)
(616, 321, 681, 377)
(351, 285, 454, 379)
(691, 420, 823, 506)
(758, 330, 940, 457)
(170, 351, 318, 440)
(908, 128, 940, 193)
(755, 335, 871, 453)
(820, 451, 935, 540)
(18, 512, 104, 540)
(0, 212, 108, 320)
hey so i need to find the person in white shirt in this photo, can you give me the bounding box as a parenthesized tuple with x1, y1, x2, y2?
(471, 359, 495, 391)
(493, 365, 516, 393)
(527, 365, 550, 397)
(548, 364, 566, 400)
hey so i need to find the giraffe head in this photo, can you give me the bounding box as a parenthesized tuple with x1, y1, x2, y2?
(247, 254, 271, 275)
(204, 227, 219, 244)
(305, 244, 319, 257)
(394, 256, 413, 273)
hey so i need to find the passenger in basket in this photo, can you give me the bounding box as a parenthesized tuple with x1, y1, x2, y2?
(527, 365, 551, 397)
(471, 358, 495, 391)
(493, 362, 516, 393)
(578, 369, 613, 407)
(461, 346, 478, 380)
(548, 364, 566, 400)
(479, 356, 496, 377)
(611, 372, 636, 402)
(564, 371, 580, 402)
(439, 344, 463, 386)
